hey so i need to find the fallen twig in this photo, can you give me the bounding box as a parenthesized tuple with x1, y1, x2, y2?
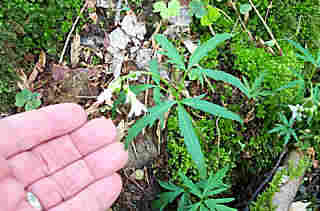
(243, 147, 288, 211)
(229, 0, 255, 42)
(248, 0, 283, 56)
(59, 1, 88, 64)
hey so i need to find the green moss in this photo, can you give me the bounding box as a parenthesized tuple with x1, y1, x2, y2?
(249, 168, 285, 211)
(250, 154, 310, 210)
(167, 114, 240, 182)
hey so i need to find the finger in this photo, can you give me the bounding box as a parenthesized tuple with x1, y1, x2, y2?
(8, 118, 117, 186)
(0, 155, 11, 181)
(48, 174, 122, 211)
(0, 178, 25, 211)
(27, 142, 127, 210)
(0, 103, 87, 158)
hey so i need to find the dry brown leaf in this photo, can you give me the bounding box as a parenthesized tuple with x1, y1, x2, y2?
(26, 51, 47, 88)
(71, 33, 81, 67)
(16, 68, 30, 90)
(51, 64, 71, 81)
(38, 50, 46, 69)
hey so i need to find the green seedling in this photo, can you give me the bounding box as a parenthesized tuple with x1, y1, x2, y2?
(152, 167, 236, 211)
(15, 89, 41, 111)
(153, 0, 181, 20)
(269, 112, 299, 145)
(125, 33, 252, 179)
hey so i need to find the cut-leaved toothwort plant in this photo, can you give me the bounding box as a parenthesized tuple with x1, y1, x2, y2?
(124, 33, 255, 179)
(152, 167, 236, 211)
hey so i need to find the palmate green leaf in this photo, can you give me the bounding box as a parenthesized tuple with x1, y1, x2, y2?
(317, 50, 320, 67)
(178, 193, 186, 211)
(200, 69, 249, 97)
(205, 198, 236, 211)
(149, 59, 160, 85)
(152, 190, 184, 211)
(200, 5, 220, 26)
(276, 80, 304, 92)
(205, 187, 228, 197)
(188, 33, 232, 69)
(129, 84, 156, 95)
(189, 0, 207, 18)
(167, 0, 181, 17)
(154, 34, 185, 69)
(239, 3, 252, 14)
(125, 100, 176, 149)
(200, 204, 210, 211)
(179, 172, 202, 198)
(204, 167, 229, 194)
(177, 104, 207, 178)
(25, 99, 41, 111)
(188, 202, 201, 211)
(181, 98, 242, 123)
(158, 180, 183, 191)
(153, 1, 166, 13)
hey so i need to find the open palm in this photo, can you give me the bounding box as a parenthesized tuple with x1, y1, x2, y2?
(0, 103, 128, 211)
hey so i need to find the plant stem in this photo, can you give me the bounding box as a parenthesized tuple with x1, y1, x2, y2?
(59, 0, 88, 64)
(248, 0, 283, 56)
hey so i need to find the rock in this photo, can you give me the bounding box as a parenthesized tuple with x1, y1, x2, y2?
(271, 150, 308, 211)
(109, 28, 130, 50)
(80, 36, 105, 49)
(126, 135, 158, 169)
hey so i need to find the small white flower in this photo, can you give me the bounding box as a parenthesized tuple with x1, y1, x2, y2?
(125, 88, 147, 117)
(288, 104, 304, 121)
(97, 89, 113, 105)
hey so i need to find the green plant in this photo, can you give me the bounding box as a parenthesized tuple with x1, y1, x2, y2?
(189, 0, 208, 19)
(124, 33, 257, 179)
(15, 89, 41, 111)
(153, 0, 181, 20)
(152, 167, 236, 211)
(269, 112, 299, 145)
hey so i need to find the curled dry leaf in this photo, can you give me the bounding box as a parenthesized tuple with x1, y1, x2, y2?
(51, 64, 71, 81)
(28, 51, 46, 88)
(71, 33, 81, 66)
(16, 68, 30, 90)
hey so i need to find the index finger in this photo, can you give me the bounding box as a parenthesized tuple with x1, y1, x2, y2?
(0, 103, 87, 158)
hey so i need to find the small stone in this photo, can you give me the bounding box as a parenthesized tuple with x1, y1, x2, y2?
(109, 28, 130, 50)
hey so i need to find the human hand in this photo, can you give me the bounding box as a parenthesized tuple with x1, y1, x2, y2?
(0, 103, 128, 211)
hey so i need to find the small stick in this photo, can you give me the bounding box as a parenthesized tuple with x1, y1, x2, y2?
(59, 1, 88, 64)
(229, 0, 255, 42)
(243, 147, 288, 211)
(248, 0, 283, 56)
(216, 117, 221, 160)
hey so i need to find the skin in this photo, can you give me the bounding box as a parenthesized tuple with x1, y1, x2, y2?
(0, 103, 128, 211)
